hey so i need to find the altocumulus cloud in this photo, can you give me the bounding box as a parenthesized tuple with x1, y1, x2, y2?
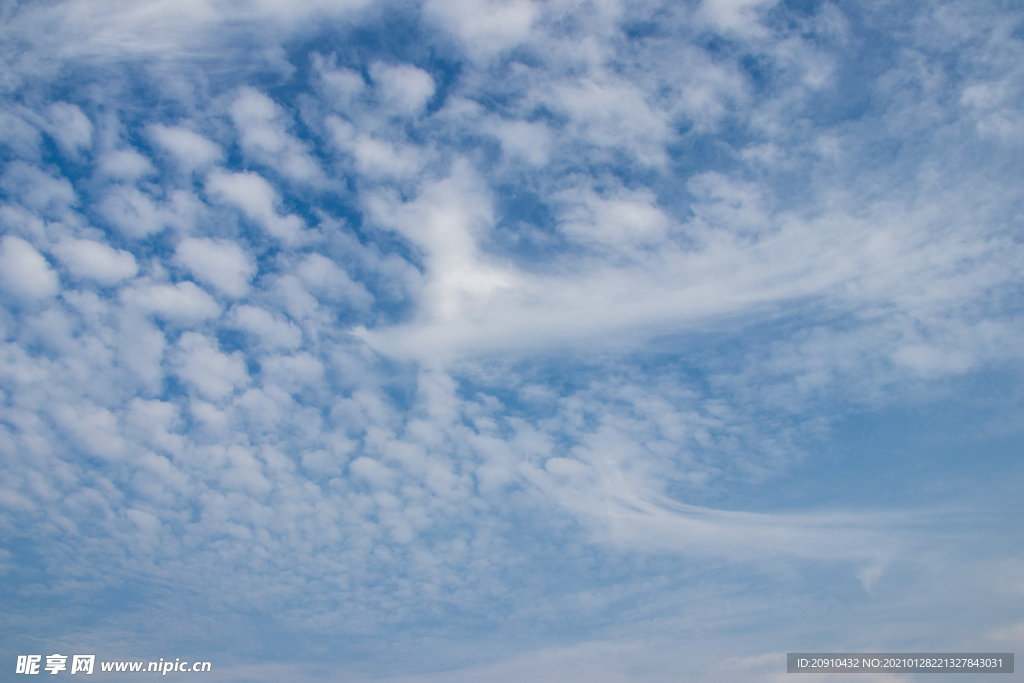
(1, 0, 1023, 681)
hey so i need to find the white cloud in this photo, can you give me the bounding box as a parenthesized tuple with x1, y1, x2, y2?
(150, 124, 223, 168)
(364, 161, 517, 330)
(260, 352, 325, 394)
(99, 186, 168, 238)
(546, 77, 671, 166)
(891, 343, 973, 377)
(327, 116, 426, 178)
(52, 238, 138, 284)
(369, 62, 435, 115)
(686, 172, 772, 236)
(126, 507, 162, 536)
(98, 148, 155, 179)
(349, 456, 396, 490)
(0, 235, 60, 299)
(554, 185, 671, 247)
(113, 312, 169, 392)
(120, 281, 221, 323)
(230, 87, 323, 183)
(172, 332, 249, 400)
(45, 102, 93, 156)
(700, 0, 780, 36)
(312, 54, 367, 111)
(0, 0, 374, 71)
(173, 237, 255, 298)
(487, 118, 552, 166)
(228, 304, 303, 349)
(295, 253, 373, 309)
(1, 162, 76, 215)
(51, 401, 129, 460)
(0, 111, 42, 160)
(425, 0, 538, 59)
(205, 170, 307, 244)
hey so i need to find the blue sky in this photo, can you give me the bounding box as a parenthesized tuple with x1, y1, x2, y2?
(1, 0, 1022, 680)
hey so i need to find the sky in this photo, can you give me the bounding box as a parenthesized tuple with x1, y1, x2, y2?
(0, 0, 1022, 681)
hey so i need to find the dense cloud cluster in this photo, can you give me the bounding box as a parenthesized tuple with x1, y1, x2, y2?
(1, 0, 1022, 679)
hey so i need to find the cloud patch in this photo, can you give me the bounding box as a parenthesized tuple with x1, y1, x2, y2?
(174, 237, 256, 298)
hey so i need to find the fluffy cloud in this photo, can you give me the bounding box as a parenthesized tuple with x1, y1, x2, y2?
(424, 0, 538, 59)
(172, 332, 250, 400)
(0, 235, 60, 298)
(121, 281, 221, 322)
(205, 170, 307, 244)
(44, 102, 93, 157)
(150, 124, 223, 168)
(228, 304, 303, 349)
(369, 62, 436, 115)
(173, 237, 255, 298)
(52, 238, 138, 284)
(98, 148, 155, 180)
(230, 87, 324, 183)
(99, 186, 169, 237)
